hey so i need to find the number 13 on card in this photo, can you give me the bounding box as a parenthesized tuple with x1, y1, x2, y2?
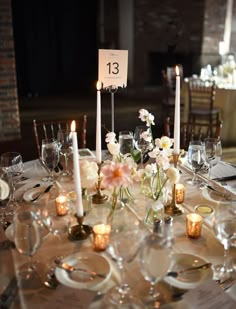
(98, 49, 128, 89)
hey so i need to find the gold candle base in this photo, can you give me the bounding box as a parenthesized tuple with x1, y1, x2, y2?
(68, 214, 92, 241)
(164, 153, 184, 217)
(92, 162, 108, 204)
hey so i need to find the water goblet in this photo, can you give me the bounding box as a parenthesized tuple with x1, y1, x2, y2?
(212, 202, 236, 281)
(118, 130, 134, 155)
(14, 210, 42, 286)
(41, 138, 60, 182)
(134, 125, 152, 168)
(57, 129, 73, 177)
(139, 234, 171, 307)
(103, 227, 144, 308)
(187, 140, 206, 185)
(204, 138, 222, 183)
(0, 152, 24, 213)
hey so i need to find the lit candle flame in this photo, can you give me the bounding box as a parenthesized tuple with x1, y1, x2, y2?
(176, 66, 180, 76)
(96, 80, 102, 91)
(71, 120, 76, 132)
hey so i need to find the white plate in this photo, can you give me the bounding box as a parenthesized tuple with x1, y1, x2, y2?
(164, 253, 213, 290)
(0, 179, 10, 200)
(202, 187, 233, 205)
(55, 252, 111, 290)
(5, 222, 49, 242)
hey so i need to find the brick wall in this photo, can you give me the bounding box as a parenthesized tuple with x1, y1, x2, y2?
(0, 0, 20, 142)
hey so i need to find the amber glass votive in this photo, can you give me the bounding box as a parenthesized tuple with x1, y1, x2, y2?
(186, 213, 203, 239)
(55, 195, 68, 216)
(92, 224, 111, 251)
(175, 184, 185, 204)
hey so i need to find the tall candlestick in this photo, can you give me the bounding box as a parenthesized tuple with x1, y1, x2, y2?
(96, 81, 102, 163)
(71, 120, 83, 217)
(174, 66, 180, 154)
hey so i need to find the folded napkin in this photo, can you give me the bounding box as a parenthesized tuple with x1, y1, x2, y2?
(0, 179, 10, 200)
(211, 161, 236, 180)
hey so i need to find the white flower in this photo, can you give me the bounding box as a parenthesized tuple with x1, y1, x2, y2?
(144, 163, 157, 176)
(155, 136, 173, 150)
(105, 132, 116, 143)
(140, 131, 152, 142)
(166, 167, 180, 184)
(80, 160, 98, 189)
(156, 153, 170, 170)
(107, 142, 120, 156)
(139, 109, 155, 126)
(148, 147, 160, 158)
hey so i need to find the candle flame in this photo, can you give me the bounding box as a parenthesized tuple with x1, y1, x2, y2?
(96, 80, 102, 91)
(71, 120, 76, 132)
(176, 66, 180, 76)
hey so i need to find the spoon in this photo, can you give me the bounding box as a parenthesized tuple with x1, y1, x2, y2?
(166, 262, 212, 278)
(56, 262, 106, 278)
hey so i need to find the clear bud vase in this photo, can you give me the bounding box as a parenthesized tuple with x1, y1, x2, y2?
(144, 199, 164, 228)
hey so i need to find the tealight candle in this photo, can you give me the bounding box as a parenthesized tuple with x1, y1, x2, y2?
(55, 195, 68, 216)
(175, 184, 185, 204)
(92, 224, 111, 251)
(186, 213, 203, 239)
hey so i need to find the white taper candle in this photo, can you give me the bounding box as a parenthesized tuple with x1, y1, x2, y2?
(174, 66, 180, 154)
(71, 120, 83, 217)
(96, 81, 102, 163)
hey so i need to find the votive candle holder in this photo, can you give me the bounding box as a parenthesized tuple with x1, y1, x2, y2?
(55, 194, 68, 216)
(92, 224, 111, 251)
(186, 213, 203, 239)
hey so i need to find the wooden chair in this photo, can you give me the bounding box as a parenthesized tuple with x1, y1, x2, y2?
(186, 77, 221, 134)
(161, 64, 184, 118)
(164, 117, 223, 150)
(33, 116, 87, 158)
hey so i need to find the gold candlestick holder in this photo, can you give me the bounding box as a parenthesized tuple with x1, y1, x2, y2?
(92, 162, 108, 204)
(165, 153, 184, 216)
(68, 214, 92, 241)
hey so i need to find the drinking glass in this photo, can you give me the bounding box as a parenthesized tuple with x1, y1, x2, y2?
(103, 227, 144, 308)
(14, 210, 42, 284)
(139, 234, 170, 307)
(204, 138, 222, 183)
(0, 152, 24, 213)
(41, 138, 60, 182)
(187, 140, 206, 185)
(118, 131, 134, 155)
(212, 202, 236, 280)
(134, 125, 152, 168)
(57, 129, 73, 177)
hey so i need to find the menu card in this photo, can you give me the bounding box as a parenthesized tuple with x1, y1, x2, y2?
(183, 279, 236, 309)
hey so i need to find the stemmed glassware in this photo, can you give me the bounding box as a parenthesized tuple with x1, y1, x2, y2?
(0, 152, 24, 213)
(139, 234, 171, 307)
(212, 202, 236, 281)
(57, 129, 73, 177)
(103, 227, 144, 308)
(134, 125, 152, 168)
(41, 138, 60, 182)
(204, 138, 222, 183)
(14, 210, 42, 286)
(187, 140, 206, 185)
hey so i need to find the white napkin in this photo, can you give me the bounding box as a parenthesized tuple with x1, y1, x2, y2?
(0, 179, 10, 200)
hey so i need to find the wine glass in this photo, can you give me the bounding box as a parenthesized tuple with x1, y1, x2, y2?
(118, 131, 134, 155)
(187, 140, 206, 185)
(204, 138, 222, 183)
(139, 234, 171, 307)
(212, 202, 236, 281)
(14, 210, 42, 286)
(41, 138, 60, 182)
(57, 129, 73, 177)
(0, 152, 24, 213)
(103, 226, 144, 308)
(134, 125, 152, 168)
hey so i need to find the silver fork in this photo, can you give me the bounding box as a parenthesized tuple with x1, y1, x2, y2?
(219, 277, 236, 291)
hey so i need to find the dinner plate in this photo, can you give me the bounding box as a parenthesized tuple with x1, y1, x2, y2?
(202, 187, 233, 205)
(55, 252, 111, 290)
(0, 179, 10, 200)
(164, 253, 213, 290)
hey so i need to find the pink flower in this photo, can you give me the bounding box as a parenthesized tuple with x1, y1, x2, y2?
(101, 162, 132, 189)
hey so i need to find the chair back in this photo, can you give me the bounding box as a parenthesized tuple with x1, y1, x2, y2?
(164, 117, 223, 150)
(33, 116, 87, 158)
(187, 78, 216, 113)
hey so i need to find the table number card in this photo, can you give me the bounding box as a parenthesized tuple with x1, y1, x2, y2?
(98, 49, 128, 89)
